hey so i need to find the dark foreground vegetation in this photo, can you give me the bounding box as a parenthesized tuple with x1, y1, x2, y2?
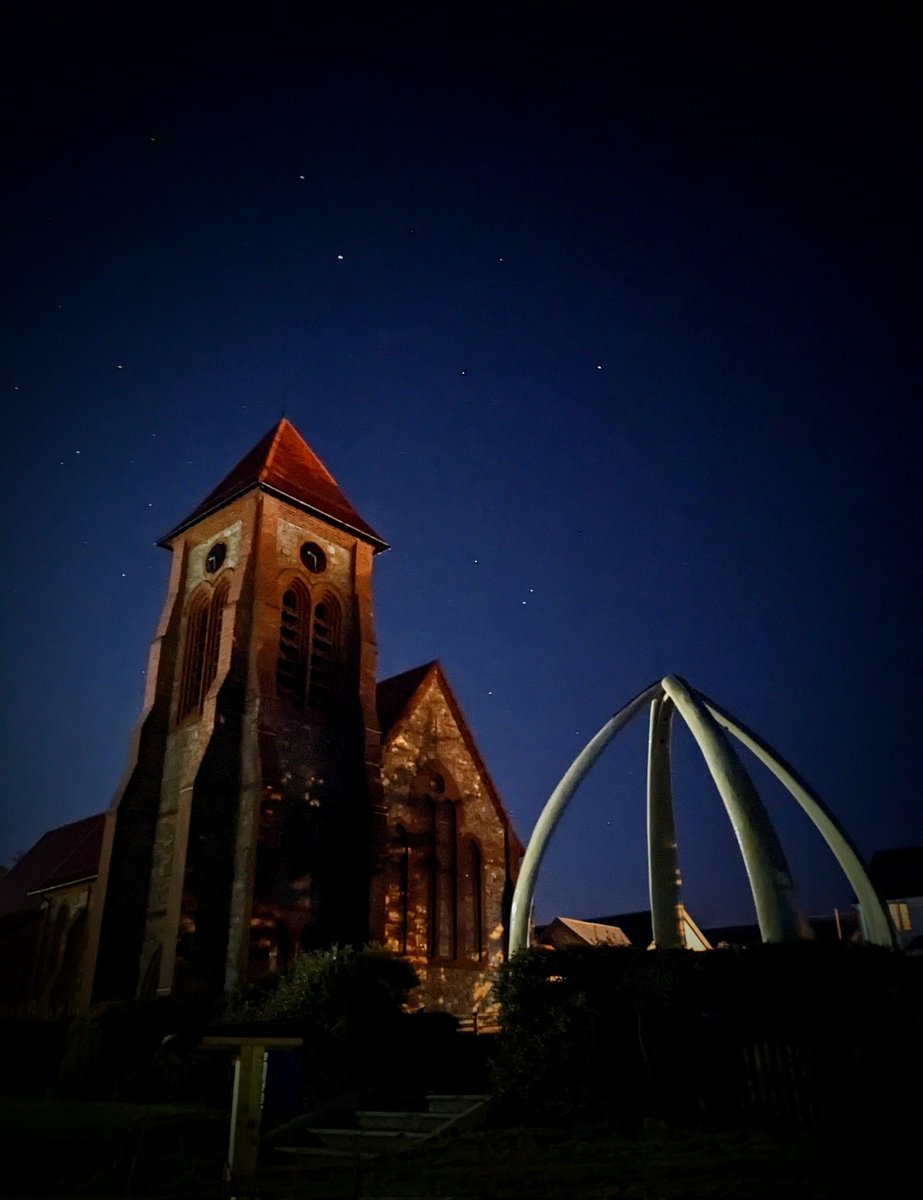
(0, 943, 919, 1196)
(0, 1097, 914, 1198)
(491, 941, 923, 1132)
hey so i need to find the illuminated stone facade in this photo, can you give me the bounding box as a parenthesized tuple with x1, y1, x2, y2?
(379, 662, 519, 1014)
(47, 419, 523, 1018)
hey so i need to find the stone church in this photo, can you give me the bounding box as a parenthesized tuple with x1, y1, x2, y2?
(0, 420, 522, 1018)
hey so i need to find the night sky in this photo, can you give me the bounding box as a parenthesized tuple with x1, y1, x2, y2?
(1, 8, 919, 928)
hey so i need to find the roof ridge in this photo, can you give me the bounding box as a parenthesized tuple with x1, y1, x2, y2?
(261, 419, 287, 480)
(159, 418, 387, 549)
(376, 661, 440, 738)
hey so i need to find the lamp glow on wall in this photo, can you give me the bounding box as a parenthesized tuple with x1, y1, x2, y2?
(509, 675, 897, 953)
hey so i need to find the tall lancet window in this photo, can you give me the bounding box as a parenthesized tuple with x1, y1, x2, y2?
(436, 799, 458, 960)
(203, 580, 228, 690)
(276, 582, 310, 702)
(425, 797, 438, 959)
(426, 795, 458, 961)
(395, 824, 410, 954)
(308, 595, 339, 706)
(466, 839, 485, 961)
(178, 594, 209, 720)
(178, 581, 228, 721)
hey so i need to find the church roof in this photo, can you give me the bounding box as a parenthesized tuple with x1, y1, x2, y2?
(0, 813, 105, 916)
(159, 418, 388, 550)
(376, 661, 439, 738)
(376, 661, 525, 858)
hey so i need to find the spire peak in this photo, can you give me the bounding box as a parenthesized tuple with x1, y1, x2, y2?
(160, 418, 387, 549)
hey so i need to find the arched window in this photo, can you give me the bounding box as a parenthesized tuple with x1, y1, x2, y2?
(466, 840, 484, 961)
(425, 796, 458, 960)
(425, 797, 438, 959)
(276, 582, 310, 702)
(308, 595, 340, 706)
(276, 585, 340, 709)
(439, 800, 458, 960)
(178, 582, 227, 721)
(203, 579, 228, 689)
(178, 594, 209, 719)
(395, 824, 410, 954)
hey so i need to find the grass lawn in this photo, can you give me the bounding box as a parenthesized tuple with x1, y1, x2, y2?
(0, 1099, 910, 1198)
(264, 1123, 910, 1199)
(0, 1097, 227, 1197)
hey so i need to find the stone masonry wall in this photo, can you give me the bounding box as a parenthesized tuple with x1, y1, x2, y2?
(380, 672, 514, 1018)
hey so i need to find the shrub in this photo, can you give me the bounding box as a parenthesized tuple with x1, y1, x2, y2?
(224, 944, 420, 1103)
(55, 996, 224, 1102)
(491, 946, 648, 1130)
(258, 943, 418, 1028)
(0, 1017, 71, 1096)
(491, 943, 923, 1132)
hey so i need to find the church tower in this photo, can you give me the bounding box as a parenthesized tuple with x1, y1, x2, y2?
(83, 420, 388, 1002)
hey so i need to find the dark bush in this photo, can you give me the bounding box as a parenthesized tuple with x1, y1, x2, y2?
(491, 946, 648, 1130)
(223, 944, 420, 1105)
(0, 1017, 70, 1096)
(492, 943, 923, 1132)
(55, 996, 226, 1103)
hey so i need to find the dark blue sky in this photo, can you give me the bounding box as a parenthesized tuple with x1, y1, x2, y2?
(1, 8, 919, 927)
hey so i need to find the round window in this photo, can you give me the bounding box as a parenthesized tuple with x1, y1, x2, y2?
(300, 542, 327, 573)
(205, 542, 227, 573)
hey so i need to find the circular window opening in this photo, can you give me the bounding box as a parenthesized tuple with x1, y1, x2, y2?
(205, 542, 227, 573)
(300, 542, 327, 573)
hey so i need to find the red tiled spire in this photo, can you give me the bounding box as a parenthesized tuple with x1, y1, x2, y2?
(159, 419, 387, 549)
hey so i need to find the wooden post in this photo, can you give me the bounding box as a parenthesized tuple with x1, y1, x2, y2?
(202, 1034, 303, 1184)
(228, 1043, 267, 1177)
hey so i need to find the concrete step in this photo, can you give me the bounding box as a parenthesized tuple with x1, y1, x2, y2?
(356, 1109, 448, 1133)
(274, 1144, 378, 1161)
(271, 1092, 492, 1163)
(426, 1093, 491, 1116)
(309, 1126, 428, 1154)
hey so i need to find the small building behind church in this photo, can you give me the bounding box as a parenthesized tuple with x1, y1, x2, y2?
(536, 908, 712, 952)
(0, 420, 522, 1020)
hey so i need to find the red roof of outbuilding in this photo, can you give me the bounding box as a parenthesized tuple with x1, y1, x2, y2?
(159, 419, 387, 550)
(0, 813, 105, 916)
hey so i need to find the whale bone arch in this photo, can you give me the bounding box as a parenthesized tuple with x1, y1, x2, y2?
(508, 675, 895, 953)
